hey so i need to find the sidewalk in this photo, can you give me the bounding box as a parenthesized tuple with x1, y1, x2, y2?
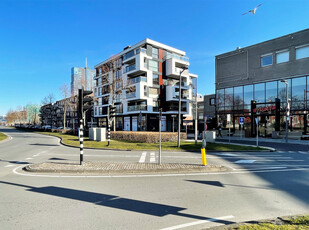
(23, 162, 228, 175)
(215, 136, 309, 145)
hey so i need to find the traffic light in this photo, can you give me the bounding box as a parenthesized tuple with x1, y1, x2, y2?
(109, 105, 116, 118)
(78, 88, 93, 119)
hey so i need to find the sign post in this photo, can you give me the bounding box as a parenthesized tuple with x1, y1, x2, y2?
(255, 118, 259, 147)
(239, 117, 244, 139)
(227, 114, 231, 143)
(158, 108, 162, 165)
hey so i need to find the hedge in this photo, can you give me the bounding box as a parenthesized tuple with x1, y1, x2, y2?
(110, 131, 186, 143)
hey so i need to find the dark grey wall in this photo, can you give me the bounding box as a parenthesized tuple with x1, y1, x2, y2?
(203, 94, 216, 117)
(216, 29, 309, 90)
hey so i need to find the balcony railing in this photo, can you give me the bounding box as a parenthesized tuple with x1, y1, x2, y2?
(127, 76, 147, 85)
(166, 107, 187, 112)
(127, 105, 147, 112)
(126, 92, 136, 99)
(123, 48, 147, 61)
(125, 64, 136, 73)
(175, 67, 189, 75)
(165, 53, 189, 62)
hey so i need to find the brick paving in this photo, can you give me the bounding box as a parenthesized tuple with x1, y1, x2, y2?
(24, 161, 228, 175)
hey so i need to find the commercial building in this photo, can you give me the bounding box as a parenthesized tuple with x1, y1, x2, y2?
(71, 67, 96, 96)
(94, 38, 198, 131)
(215, 28, 309, 137)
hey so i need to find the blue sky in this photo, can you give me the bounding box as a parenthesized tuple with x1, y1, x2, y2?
(0, 0, 309, 115)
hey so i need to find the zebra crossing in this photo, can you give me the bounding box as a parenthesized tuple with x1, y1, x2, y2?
(139, 151, 156, 163)
(277, 150, 309, 154)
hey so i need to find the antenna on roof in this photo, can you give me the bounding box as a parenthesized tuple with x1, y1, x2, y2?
(85, 57, 87, 68)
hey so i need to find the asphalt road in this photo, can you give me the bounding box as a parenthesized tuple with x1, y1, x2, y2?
(0, 127, 309, 230)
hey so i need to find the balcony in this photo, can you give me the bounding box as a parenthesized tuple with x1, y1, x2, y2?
(125, 64, 136, 73)
(166, 106, 187, 112)
(165, 53, 189, 62)
(127, 105, 147, 112)
(126, 92, 136, 99)
(127, 76, 147, 85)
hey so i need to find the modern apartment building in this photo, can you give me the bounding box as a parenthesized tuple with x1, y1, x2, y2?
(71, 67, 96, 96)
(215, 28, 309, 137)
(93, 38, 198, 131)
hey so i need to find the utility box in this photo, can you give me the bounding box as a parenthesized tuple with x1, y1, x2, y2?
(96, 128, 106, 141)
(89, 128, 106, 141)
(89, 128, 97, 141)
(205, 131, 216, 142)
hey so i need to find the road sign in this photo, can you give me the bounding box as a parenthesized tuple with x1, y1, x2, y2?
(239, 117, 244, 124)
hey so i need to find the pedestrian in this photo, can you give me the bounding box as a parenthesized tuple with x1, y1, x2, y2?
(217, 123, 223, 137)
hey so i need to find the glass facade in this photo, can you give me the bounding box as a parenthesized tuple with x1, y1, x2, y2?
(216, 76, 309, 134)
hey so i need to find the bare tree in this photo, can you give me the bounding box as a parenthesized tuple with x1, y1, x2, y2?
(42, 93, 55, 105)
(59, 84, 76, 129)
(100, 55, 124, 131)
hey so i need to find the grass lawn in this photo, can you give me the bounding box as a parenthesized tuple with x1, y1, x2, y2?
(236, 215, 309, 229)
(38, 131, 265, 151)
(0, 132, 7, 141)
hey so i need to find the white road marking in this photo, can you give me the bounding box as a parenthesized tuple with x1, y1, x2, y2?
(5, 165, 14, 167)
(299, 151, 308, 154)
(235, 160, 256, 164)
(288, 151, 296, 153)
(150, 152, 156, 163)
(26, 158, 33, 160)
(278, 151, 285, 153)
(160, 215, 234, 230)
(139, 152, 147, 163)
(217, 153, 238, 157)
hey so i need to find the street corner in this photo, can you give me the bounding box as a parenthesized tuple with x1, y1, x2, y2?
(20, 161, 230, 176)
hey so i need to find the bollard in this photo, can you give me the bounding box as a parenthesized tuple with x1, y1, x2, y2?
(201, 139, 207, 166)
(201, 148, 207, 166)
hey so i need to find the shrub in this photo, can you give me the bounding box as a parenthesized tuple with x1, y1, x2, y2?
(110, 131, 186, 143)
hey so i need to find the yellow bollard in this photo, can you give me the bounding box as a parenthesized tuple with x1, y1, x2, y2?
(201, 148, 207, 166)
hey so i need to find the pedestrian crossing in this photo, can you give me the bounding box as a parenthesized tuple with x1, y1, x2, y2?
(139, 151, 156, 163)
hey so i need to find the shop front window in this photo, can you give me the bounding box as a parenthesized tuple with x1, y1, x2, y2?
(217, 89, 224, 111)
(266, 81, 277, 102)
(234, 86, 243, 110)
(244, 84, 253, 106)
(224, 88, 233, 111)
(278, 79, 291, 108)
(254, 83, 265, 103)
(292, 76, 306, 110)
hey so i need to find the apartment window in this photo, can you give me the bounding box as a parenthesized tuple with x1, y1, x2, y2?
(152, 48, 159, 59)
(261, 54, 273, 67)
(153, 74, 159, 85)
(149, 87, 159, 96)
(296, 45, 309, 60)
(149, 60, 159, 72)
(210, 98, 215, 106)
(276, 50, 289, 64)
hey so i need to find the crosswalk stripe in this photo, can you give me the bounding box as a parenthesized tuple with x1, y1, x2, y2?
(5, 165, 14, 167)
(150, 152, 156, 163)
(139, 152, 147, 163)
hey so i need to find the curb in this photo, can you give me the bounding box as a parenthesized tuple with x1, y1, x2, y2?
(23, 163, 229, 175)
(214, 141, 276, 152)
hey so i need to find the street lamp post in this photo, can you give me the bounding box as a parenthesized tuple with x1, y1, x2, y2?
(281, 80, 289, 143)
(178, 66, 188, 148)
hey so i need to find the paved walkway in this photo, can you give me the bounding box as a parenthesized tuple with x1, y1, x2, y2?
(216, 136, 309, 145)
(24, 162, 227, 175)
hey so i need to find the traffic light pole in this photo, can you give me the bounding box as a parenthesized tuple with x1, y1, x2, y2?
(107, 106, 110, 146)
(79, 119, 84, 165)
